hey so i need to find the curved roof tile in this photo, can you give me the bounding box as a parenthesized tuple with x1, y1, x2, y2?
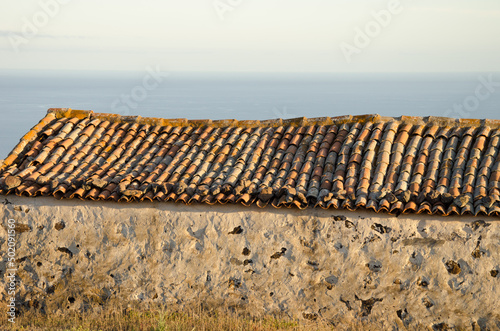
(1, 108, 500, 217)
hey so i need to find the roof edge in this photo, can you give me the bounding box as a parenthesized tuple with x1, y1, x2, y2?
(46, 108, 500, 129)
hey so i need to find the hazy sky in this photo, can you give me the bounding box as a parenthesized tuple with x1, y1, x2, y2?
(1, 0, 500, 72)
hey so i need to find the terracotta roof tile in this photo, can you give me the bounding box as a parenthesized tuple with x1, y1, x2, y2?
(1, 108, 500, 217)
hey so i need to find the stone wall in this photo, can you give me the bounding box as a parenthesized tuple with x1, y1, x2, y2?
(1, 195, 499, 329)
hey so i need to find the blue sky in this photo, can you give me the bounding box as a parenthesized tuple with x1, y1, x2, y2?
(1, 0, 500, 72)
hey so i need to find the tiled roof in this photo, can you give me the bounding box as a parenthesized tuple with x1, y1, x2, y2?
(1, 108, 500, 217)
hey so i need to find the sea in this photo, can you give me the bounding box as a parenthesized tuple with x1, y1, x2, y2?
(1, 71, 499, 159)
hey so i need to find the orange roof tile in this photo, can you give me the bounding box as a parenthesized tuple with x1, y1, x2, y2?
(1, 108, 500, 217)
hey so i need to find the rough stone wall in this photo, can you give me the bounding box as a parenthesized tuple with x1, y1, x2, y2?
(0, 195, 499, 329)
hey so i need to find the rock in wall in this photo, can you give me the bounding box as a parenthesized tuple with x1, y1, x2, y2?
(1, 196, 499, 329)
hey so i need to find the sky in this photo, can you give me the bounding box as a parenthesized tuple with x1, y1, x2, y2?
(1, 0, 500, 73)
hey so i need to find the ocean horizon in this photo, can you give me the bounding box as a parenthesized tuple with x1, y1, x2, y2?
(1, 71, 499, 159)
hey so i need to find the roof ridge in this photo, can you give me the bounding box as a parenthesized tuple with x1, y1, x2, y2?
(47, 108, 500, 129)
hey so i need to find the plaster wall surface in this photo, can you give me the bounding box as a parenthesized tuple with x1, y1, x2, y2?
(1, 195, 499, 329)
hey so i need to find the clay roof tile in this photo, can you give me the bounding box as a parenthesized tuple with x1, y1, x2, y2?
(2, 108, 499, 217)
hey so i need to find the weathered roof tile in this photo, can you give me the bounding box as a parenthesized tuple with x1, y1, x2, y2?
(1, 108, 500, 217)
